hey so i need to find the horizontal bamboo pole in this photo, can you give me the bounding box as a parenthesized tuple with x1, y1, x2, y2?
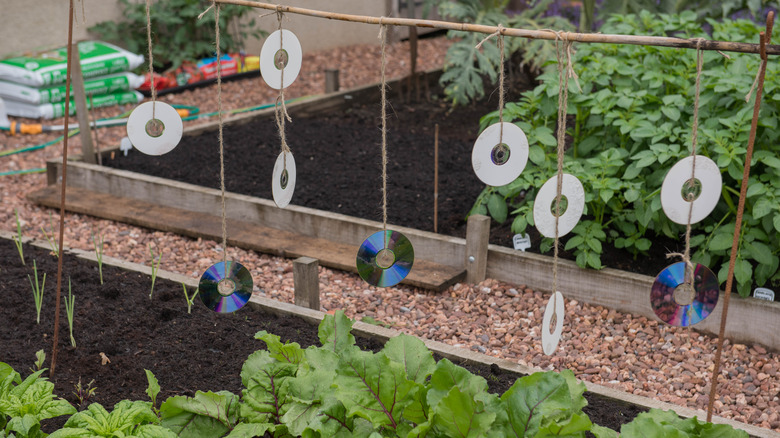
(214, 0, 780, 55)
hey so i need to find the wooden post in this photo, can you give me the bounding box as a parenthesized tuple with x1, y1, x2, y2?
(433, 123, 439, 233)
(70, 43, 96, 164)
(325, 69, 340, 93)
(465, 214, 490, 284)
(293, 256, 320, 310)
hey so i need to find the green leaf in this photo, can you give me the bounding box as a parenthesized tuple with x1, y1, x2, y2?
(733, 258, 752, 287)
(753, 197, 773, 219)
(241, 361, 297, 425)
(255, 330, 305, 364)
(318, 310, 356, 355)
(499, 371, 576, 437)
(747, 241, 773, 265)
(381, 334, 436, 385)
(427, 359, 489, 410)
(487, 194, 508, 224)
(535, 130, 558, 147)
(529, 145, 546, 165)
(160, 391, 239, 438)
(774, 214, 780, 233)
(431, 387, 496, 438)
(591, 423, 620, 438)
(225, 422, 273, 438)
(661, 106, 681, 121)
(134, 424, 179, 438)
(709, 233, 733, 251)
(145, 370, 160, 407)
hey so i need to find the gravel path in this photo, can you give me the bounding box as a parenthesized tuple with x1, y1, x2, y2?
(1, 36, 778, 432)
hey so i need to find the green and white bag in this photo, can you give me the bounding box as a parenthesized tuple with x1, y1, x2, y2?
(0, 72, 144, 104)
(0, 41, 144, 87)
(4, 90, 143, 119)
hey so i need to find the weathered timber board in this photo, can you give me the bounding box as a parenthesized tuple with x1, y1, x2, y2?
(28, 185, 464, 291)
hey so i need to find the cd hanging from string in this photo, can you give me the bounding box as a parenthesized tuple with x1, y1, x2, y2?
(541, 291, 564, 356)
(471, 122, 529, 187)
(650, 262, 719, 326)
(533, 173, 585, 238)
(260, 29, 302, 90)
(661, 155, 722, 224)
(126, 101, 183, 156)
(272, 151, 296, 208)
(356, 230, 414, 287)
(199, 261, 253, 313)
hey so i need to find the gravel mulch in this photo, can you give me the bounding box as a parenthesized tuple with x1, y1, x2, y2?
(1, 35, 778, 432)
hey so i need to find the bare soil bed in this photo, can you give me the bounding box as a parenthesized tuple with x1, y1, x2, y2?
(0, 237, 645, 434)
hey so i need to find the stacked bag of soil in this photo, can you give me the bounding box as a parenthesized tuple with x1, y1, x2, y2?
(0, 41, 144, 119)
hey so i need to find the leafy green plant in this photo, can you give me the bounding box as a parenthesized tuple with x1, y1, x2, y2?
(31, 350, 45, 373)
(72, 378, 97, 410)
(0, 362, 76, 438)
(92, 232, 104, 285)
(40, 213, 59, 258)
(149, 244, 162, 299)
(89, 0, 264, 71)
(182, 283, 199, 314)
(12, 209, 25, 266)
(49, 400, 176, 438)
(424, 0, 573, 105)
(595, 0, 777, 28)
(473, 12, 780, 296)
(65, 278, 76, 348)
(620, 408, 748, 437)
(27, 261, 46, 324)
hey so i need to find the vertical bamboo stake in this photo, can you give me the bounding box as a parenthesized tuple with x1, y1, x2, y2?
(88, 94, 102, 166)
(406, 0, 419, 102)
(706, 11, 774, 422)
(434, 123, 439, 233)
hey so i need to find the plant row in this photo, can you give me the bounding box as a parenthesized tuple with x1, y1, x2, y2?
(2, 311, 748, 438)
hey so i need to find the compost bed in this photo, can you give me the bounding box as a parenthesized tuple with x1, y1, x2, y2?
(0, 238, 645, 434)
(104, 92, 687, 279)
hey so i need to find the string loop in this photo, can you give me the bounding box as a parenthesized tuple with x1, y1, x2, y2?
(475, 25, 507, 152)
(213, 1, 228, 267)
(379, 18, 389, 247)
(145, 0, 157, 118)
(274, 10, 292, 170)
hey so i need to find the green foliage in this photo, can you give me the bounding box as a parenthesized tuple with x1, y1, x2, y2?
(40, 213, 59, 259)
(427, 0, 573, 105)
(160, 391, 240, 437)
(148, 244, 162, 299)
(12, 209, 24, 266)
(27, 261, 46, 325)
(473, 12, 780, 296)
(0, 363, 76, 438)
(88, 0, 264, 71)
(65, 278, 76, 348)
(620, 409, 748, 437)
(182, 283, 199, 314)
(72, 378, 97, 410)
(92, 232, 104, 285)
(596, 0, 776, 26)
(50, 400, 174, 438)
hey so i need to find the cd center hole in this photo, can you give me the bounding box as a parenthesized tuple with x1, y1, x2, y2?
(681, 178, 702, 202)
(491, 143, 511, 166)
(280, 169, 289, 189)
(549, 312, 557, 329)
(145, 119, 165, 138)
(217, 278, 236, 297)
(673, 282, 695, 306)
(274, 49, 289, 69)
(375, 248, 396, 269)
(550, 195, 569, 217)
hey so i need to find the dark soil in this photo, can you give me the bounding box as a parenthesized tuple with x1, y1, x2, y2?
(104, 87, 685, 279)
(0, 238, 645, 434)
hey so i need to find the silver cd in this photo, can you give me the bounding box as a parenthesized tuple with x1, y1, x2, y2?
(260, 30, 302, 90)
(126, 101, 183, 156)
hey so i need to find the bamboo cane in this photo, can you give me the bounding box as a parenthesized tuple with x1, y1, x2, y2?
(434, 124, 439, 234)
(214, 0, 780, 55)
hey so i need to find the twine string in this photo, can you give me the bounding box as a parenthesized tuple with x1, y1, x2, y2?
(274, 8, 292, 171)
(379, 19, 389, 248)
(476, 25, 507, 151)
(213, 2, 228, 267)
(145, 0, 157, 119)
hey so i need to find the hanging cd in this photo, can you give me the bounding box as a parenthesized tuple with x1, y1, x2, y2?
(272, 151, 296, 208)
(260, 29, 302, 90)
(661, 155, 722, 225)
(533, 173, 585, 238)
(356, 230, 414, 287)
(471, 122, 529, 187)
(650, 262, 719, 327)
(541, 291, 564, 356)
(126, 101, 183, 156)
(199, 261, 253, 313)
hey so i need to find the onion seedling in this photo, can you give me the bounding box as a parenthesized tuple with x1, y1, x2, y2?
(31, 349, 45, 372)
(182, 283, 199, 313)
(66, 277, 76, 347)
(92, 232, 104, 284)
(12, 209, 25, 265)
(40, 212, 59, 258)
(149, 244, 161, 299)
(28, 260, 46, 324)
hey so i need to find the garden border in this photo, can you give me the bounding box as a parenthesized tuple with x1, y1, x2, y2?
(1, 230, 777, 438)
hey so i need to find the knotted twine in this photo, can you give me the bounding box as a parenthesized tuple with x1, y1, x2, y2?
(666, 39, 705, 287)
(379, 19, 389, 248)
(475, 25, 507, 147)
(274, 7, 293, 170)
(145, 0, 158, 119)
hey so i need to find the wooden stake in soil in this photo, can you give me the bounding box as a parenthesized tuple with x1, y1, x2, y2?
(434, 123, 439, 234)
(293, 256, 319, 310)
(51, 0, 76, 377)
(706, 11, 774, 423)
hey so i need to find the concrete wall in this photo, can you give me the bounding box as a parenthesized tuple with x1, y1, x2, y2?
(0, 0, 410, 59)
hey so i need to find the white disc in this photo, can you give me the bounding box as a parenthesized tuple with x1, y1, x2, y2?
(126, 101, 183, 156)
(533, 173, 585, 238)
(661, 155, 722, 225)
(260, 30, 302, 90)
(542, 291, 564, 356)
(272, 151, 296, 208)
(471, 122, 529, 187)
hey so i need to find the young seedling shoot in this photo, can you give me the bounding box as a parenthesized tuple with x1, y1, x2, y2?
(28, 260, 46, 324)
(149, 244, 162, 299)
(31, 349, 45, 372)
(12, 209, 25, 265)
(182, 283, 199, 314)
(40, 212, 59, 258)
(66, 277, 76, 347)
(73, 378, 97, 409)
(92, 232, 105, 285)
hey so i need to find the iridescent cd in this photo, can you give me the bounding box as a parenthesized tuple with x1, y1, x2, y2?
(650, 262, 719, 327)
(356, 230, 414, 287)
(199, 261, 253, 313)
